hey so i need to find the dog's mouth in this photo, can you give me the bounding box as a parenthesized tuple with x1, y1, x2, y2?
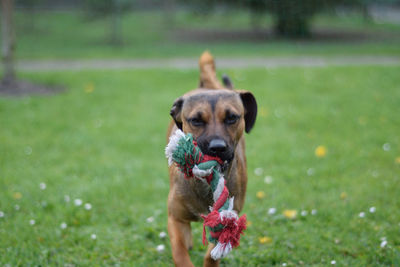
(201, 147, 234, 166)
(220, 160, 232, 172)
(201, 152, 233, 173)
(220, 151, 234, 165)
(195, 136, 235, 168)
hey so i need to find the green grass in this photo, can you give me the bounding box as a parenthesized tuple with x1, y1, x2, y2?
(7, 9, 400, 59)
(1, 66, 400, 265)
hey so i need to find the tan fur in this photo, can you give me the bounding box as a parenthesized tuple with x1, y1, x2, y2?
(167, 52, 255, 267)
(199, 51, 225, 90)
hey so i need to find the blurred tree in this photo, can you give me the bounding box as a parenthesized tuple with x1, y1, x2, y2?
(16, 0, 44, 31)
(1, 0, 54, 94)
(1, 0, 16, 86)
(83, 0, 132, 45)
(261, 0, 317, 37)
(164, 0, 176, 28)
(182, 0, 381, 37)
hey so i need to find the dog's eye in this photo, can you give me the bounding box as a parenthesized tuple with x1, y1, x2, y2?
(224, 114, 239, 125)
(189, 117, 205, 127)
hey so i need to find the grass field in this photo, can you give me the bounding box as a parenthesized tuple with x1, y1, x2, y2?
(7, 9, 400, 59)
(1, 66, 399, 265)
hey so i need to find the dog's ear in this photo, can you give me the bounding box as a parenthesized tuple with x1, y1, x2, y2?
(239, 91, 257, 133)
(170, 97, 184, 130)
(222, 74, 233, 89)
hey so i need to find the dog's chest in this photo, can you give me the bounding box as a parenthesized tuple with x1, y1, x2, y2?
(176, 178, 213, 217)
(176, 167, 238, 219)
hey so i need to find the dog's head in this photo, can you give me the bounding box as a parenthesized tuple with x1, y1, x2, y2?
(170, 88, 257, 163)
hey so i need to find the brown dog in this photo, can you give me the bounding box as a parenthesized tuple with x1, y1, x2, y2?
(166, 52, 257, 267)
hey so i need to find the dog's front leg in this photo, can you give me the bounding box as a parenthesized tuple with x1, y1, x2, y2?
(168, 216, 194, 267)
(203, 243, 220, 267)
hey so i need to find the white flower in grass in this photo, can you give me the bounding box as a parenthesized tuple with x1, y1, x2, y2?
(369, 207, 376, 213)
(25, 146, 32, 155)
(311, 209, 317, 215)
(84, 203, 92, 210)
(29, 219, 35, 225)
(268, 208, 276, 215)
(74, 199, 82, 206)
(264, 176, 273, 184)
(39, 182, 46, 190)
(380, 240, 387, 248)
(359, 212, 365, 218)
(60, 222, 67, 229)
(15, 205, 20, 211)
(382, 143, 391, 151)
(0, 211, 4, 218)
(146, 216, 154, 223)
(91, 234, 97, 240)
(154, 209, 162, 216)
(274, 109, 282, 118)
(301, 210, 308, 216)
(64, 195, 70, 202)
(159, 231, 167, 239)
(156, 244, 165, 253)
(254, 168, 263, 176)
(307, 168, 315, 176)
(331, 260, 336, 265)
(94, 119, 103, 128)
(282, 263, 287, 267)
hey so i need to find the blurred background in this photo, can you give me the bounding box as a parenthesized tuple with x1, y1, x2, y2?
(1, 0, 400, 266)
(3, 0, 400, 60)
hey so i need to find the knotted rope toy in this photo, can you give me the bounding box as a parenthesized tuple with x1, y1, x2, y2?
(165, 129, 247, 260)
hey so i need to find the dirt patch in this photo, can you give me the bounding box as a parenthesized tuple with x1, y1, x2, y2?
(173, 28, 399, 43)
(174, 28, 272, 42)
(0, 79, 63, 97)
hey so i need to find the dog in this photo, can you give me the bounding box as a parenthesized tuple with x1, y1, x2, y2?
(166, 52, 257, 267)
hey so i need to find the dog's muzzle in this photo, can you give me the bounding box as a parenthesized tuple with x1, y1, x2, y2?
(198, 137, 234, 165)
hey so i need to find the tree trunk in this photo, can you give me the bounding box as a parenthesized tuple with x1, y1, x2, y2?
(163, 0, 176, 29)
(272, 0, 312, 38)
(250, 12, 264, 32)
(27, 5, 37, 32)
(275, 13, 310, 38)
(1, 0, 16, 85)
(361, 4, 372, 23)
(110, 0, 122, 46)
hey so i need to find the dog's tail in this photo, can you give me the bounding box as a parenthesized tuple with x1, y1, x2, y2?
(199, 51, 225, 90)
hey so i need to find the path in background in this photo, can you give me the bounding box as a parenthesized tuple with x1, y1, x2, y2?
(369, 6, 400, 24)
(17, 56, 400, 71)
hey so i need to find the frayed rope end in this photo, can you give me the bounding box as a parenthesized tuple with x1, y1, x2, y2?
(211, 242, 232, 260)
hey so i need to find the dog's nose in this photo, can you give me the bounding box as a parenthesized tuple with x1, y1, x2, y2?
(208, 139, 227, 154)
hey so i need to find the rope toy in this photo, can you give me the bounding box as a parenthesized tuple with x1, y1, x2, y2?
(165, 129, 247, 260)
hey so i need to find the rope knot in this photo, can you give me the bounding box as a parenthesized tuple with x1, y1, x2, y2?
(165, 129, 247, 260)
